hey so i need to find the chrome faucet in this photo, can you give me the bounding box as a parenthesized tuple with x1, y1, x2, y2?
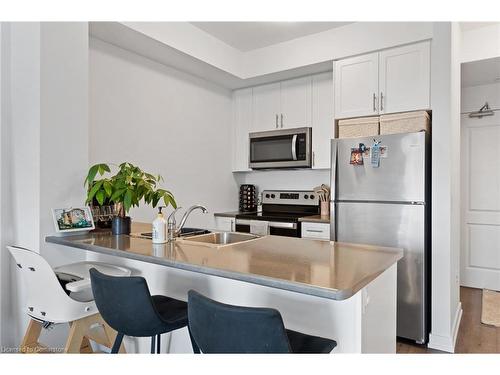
(167, 205, 208, 241)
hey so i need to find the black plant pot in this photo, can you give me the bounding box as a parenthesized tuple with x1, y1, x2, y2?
(112, 216, 131, 235)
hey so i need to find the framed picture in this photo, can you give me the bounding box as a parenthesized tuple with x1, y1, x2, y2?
(52, 207, 95, 233)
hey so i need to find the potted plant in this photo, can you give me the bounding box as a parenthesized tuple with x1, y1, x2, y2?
(84, 162, 176, 235)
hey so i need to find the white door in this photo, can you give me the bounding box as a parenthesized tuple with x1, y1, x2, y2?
(379, 41, 430, 114)
(334, 53, 379, 119)
(232, 88, 252, 172)
(252, 82, 281, 132)
(280, 76, 312, 128)
(311, 71, 334, 169)
(461, 113, 500, 290)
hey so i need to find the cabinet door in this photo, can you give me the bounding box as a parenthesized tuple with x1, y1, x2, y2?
(379, 41, 430, 114)
(311, 72, 334, 169)
(280, 76, 312, 128)
(252, 82, 281, 132)
(334, 53, 379, 119)
(232, 88, 252, 172)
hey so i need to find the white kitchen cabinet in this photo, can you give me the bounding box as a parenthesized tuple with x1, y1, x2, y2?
(252, 82, 281, 132)
(311, 72, 334, 169)
(334, 52, 379, 119)
(280, 76, 312, 128)
(334, 41, 430, 119)
(301, 222, 330, 241)
(378, 41, 430, 114)
(214, 216, 235, 232)
(232, 88, 252, 172)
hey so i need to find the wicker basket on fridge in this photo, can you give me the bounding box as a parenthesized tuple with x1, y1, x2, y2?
(379, 111, 430, 135)
(337, 116, 379, 139)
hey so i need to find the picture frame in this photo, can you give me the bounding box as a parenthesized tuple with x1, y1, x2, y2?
(51, 206, 95, 234)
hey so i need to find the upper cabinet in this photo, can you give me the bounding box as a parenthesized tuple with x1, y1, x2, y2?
(378, 42, 430, 114)
(334, 52, 379, 119)
(232, 88, 253, 172)
(334, 41, 430, 119)
(280, 76, 312, 128)
(252, 82, 281, 132)
(252, 77, 312, 132)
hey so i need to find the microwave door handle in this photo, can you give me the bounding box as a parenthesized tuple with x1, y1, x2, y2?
(291, 134, 298, 161)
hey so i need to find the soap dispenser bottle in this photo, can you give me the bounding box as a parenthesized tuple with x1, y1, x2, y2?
(152, 206, 167, 244)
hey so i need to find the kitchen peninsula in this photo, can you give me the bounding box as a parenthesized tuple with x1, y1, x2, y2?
(46, 225, 402, 353)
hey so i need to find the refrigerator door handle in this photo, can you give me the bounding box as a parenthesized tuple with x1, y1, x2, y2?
(330, 140, 338, 241)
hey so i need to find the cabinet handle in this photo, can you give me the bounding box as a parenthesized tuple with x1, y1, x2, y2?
(306, 229, 324, 233)
(275, 114, 278, 128)
(312, 151, 315, 167)
(280, 114, 283, 128)
(373, 93, 377, 112)
(380, 92, 384, 111)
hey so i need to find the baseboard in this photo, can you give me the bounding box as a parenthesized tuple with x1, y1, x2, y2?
(428, 302, 463, 353)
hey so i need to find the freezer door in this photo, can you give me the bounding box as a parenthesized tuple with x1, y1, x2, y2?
(335, 201, 428, 343)
(333, 132, 427, 202)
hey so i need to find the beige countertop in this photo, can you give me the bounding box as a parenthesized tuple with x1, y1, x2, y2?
(46, 223, 402, 301)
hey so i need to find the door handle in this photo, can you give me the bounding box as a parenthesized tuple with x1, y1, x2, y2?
(291, 134, 298, 161)
(380, 92, 384, 111)
(280, 114, 284, 128)
(275, 114, 278, 128)
(373, 93, 377, 112)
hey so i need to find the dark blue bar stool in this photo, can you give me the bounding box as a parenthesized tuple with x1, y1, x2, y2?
(187, 290, 337, 353)
(89, 268, 188, 353)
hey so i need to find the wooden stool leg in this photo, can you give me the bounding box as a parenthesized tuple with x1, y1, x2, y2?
(80, 336, 94, 353)
(20, 319, 43, 353)
(64, 319, 86, 353)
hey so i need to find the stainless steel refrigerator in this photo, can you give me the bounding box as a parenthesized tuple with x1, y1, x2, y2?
(330, 131, 430, 344)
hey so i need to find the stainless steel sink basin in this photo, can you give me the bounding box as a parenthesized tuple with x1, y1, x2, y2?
(181, 232, 260, 246)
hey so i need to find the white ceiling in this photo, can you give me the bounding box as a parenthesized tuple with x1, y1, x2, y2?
(190, 22, 353, 52)
(461, 56, 500, 87)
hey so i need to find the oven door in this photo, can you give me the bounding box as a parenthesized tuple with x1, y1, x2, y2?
(235, 219, 300, 238)
(249, 127, 311, 169)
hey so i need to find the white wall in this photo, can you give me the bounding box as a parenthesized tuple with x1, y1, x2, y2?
(427, 22, 462, 353)
(461, 82, 500, 113)
(89, 38, 238, 229)
(461, 23, 500, 63)
(0, 22, 89, 347)
(234, 170, 330, 194)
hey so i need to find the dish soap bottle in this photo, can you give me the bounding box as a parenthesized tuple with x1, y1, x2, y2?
(152, 206, 167, 244)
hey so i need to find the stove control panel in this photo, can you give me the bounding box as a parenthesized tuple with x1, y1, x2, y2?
(262, 190, 319, 206)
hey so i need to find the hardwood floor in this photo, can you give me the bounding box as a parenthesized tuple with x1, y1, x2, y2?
(397, 287, 500, 353)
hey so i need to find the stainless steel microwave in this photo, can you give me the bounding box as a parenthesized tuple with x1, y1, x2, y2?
(249, 127, 312, 169)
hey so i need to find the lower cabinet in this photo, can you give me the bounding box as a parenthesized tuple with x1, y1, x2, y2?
(214, 216, 235, 232)
(301, 222, 330, 241)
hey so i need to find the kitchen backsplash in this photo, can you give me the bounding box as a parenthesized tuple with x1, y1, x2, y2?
(233, 169, 330, 193)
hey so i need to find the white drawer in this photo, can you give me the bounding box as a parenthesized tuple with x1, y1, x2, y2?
(301, 222, 330, 240)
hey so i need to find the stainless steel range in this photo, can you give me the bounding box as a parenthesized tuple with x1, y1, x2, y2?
(235, 190, 320, 237)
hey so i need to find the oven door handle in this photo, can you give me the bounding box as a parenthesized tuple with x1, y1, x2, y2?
(291, 134, 298, 161)
(235, 219, 297, 230)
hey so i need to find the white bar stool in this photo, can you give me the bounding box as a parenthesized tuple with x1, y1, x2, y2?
(8, 245, 131, 353)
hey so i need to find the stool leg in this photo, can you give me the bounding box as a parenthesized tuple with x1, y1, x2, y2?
(150, 336, 156, 354)
(156, 334, 161, 354)
(111, 332, 124, 354)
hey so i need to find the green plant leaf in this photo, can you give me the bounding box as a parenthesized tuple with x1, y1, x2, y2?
(124, 189, 132, 213)
(85, 164, 99, 187)
(87, 180, 103, 202)
(110, 188, 126, 202)
(96, 190, 105, 206)
(103, 181, 112, 197)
